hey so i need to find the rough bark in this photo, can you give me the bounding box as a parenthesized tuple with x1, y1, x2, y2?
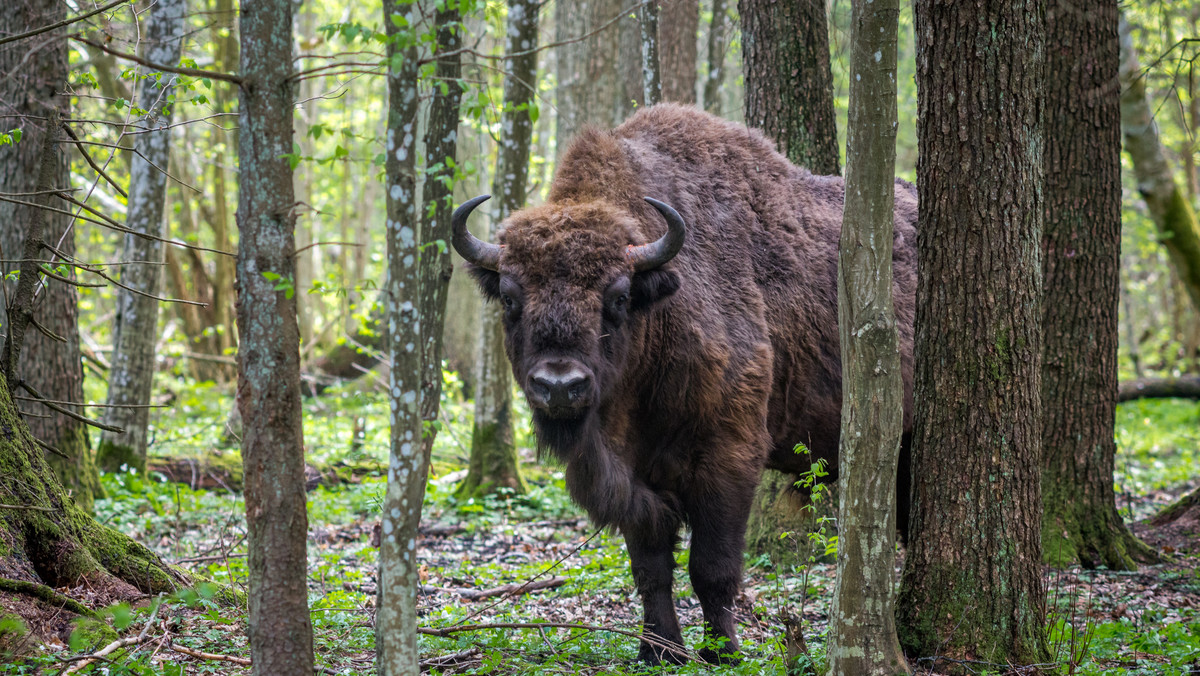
(1118, 17, 1200, 316)
(825, 0, 908, 671)
(0, 370, 184, 629)
(702, 0, 729, 114)
(658, 0, 698, 104)
(236, 0, 314, 670)
(96, 0, 186, 474)
(739, 0, 840, 174)
(459, 0, 539, 500)
(640, 2, 663, 105)
(896, 0, 1049, 668)
(0, 0, 99, 512)
(1041, 0, 1157, 571)
(377, 1, 432, 673)
(555, 0, 628, 161)
(418, 5, 463, 465)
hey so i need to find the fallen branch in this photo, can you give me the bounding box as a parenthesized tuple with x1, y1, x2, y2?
(422, 576, 568, 601)
(62, 594, 165, 674)
(420, 648, 481, 672)
(0, 577, 100, 619)
(168, 643, 339, 674)
(1118, 376, 1200, 402)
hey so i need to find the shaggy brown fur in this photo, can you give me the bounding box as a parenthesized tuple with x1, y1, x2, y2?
(465, 104, 917, 665)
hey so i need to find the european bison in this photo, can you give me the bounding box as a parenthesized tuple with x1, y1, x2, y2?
(453, 104, 917, 664)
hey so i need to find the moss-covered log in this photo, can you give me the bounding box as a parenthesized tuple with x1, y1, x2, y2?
(0, 371, 185, 631)
(1118, 377, 1200, 402)
(144, 451, 382, 491)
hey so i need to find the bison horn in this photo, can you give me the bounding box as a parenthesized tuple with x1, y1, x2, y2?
(626, 197, 687, 272)
(451, 195, 501, 271)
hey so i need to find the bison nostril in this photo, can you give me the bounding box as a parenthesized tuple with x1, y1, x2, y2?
(529, 367, 591, 409)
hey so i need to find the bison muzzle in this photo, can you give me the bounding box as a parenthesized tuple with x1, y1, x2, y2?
(453, 104, 917, 665)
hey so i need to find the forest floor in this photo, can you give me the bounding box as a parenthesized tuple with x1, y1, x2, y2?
(2, 383, 1200, 675)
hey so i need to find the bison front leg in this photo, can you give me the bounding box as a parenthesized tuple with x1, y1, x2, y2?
(623, 522, 686, 665)
(687, 488, 752, 664)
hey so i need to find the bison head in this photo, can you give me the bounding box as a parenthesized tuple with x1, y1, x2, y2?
(452, 195, 684, 454)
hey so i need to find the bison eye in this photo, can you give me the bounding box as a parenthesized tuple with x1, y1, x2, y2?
(615, 294, 630, 310)
(501, 294, 515, 310)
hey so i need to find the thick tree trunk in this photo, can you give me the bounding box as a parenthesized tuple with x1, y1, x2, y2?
(1119, 17, 1200, 315)
(896, 0, 1050, 667)
(459, 0, 538, 499)
(1041, 0, 1157, 571)
(658, 0, 698, 104)
(0, 0, 100, 512)
(702, 0, 729, 114)
(825, 0, 908, 671)
(0, 371, 184, 629)
(739, 0, 840, 175)
(236, 0, 314, 670)
(378, 2, 434, 673)
(97, 0, 186, 474)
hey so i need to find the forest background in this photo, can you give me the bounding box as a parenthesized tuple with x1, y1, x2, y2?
(1, 0, 1199, 673)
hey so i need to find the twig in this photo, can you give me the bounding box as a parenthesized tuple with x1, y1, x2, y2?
(419, 648, 481, 671)
(72, 34, 244, 85)
(59, 123, 128, 198)
(422, 576, 568, 601)
(293, 240, 362, 257)
(12, 394, 168, 409)
(31, 435, 70, 459)
(16, 380, 125, 433)
(168, 643, 251, 666)
(63, 594, 166, 674)
(0, 503, 56, 512)
(0, 0, 128, 48)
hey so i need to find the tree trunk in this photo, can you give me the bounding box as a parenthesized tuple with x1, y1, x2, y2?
(739, 0, 841, 175)
(378, 2, 434, 673)
(0, 370, 184, 631)
(658, 0, 698, 104)
(896, 0, 1049, 667)
(459, 0, 538, 499)
(555, 0, 629, 161)
(741, 0, 840, 560)
(1041, 0, 1157, 571)
(640, 1, 663, 105)
(702, 0, 729, 114)
(826, 0, 908, 671)
(1119, 17, 1200, 315)
(0, 0, 100, 512)
(96, 0, 186, 474)
(236, 0, 314, 670)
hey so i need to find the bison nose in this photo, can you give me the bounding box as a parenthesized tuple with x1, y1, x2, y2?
(529, 365, 591, 410)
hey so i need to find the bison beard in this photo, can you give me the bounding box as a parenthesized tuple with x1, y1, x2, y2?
(455, 104, 917, 665)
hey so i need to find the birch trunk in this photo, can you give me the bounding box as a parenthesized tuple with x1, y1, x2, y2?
(97, 0, 186, 474)
(896, 0, 1049, 666)
(825, 0, 908, 671)
(236, 0, 314, 670)
(640, 1, 663, 106)
(460, 0, 539, 499)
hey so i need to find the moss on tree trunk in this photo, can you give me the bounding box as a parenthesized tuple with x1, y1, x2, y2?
(0, 372, 185, 628)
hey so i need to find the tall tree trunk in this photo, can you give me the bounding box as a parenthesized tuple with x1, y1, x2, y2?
(702, 0, 729, 114)
(741, 0, 841, 561)
(555, 0, 628, 160)
(896, 0, 1049, 667)
(1118, 17, 1200, 315)
(826, 0, 908, 671)
(1041, 0, 1157, 570)
(659, 0, 698, 104)
(459, 0, 538, 499)
(739, 0, 840, 174)
(97, 0, 186, 474)
(236, 0, 314, 670)
(0, 0, 100, 512)
(640, 2, 663, 105)
(377, 2, 433, 673)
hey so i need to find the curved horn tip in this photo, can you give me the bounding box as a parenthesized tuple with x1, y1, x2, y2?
(452, 195, 501, 271)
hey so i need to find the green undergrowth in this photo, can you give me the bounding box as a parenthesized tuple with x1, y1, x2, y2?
(1115, 399, 1199, 511)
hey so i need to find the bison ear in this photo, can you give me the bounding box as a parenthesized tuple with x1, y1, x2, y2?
(466, 263, 502, 301)
(630, 268, 680, 312)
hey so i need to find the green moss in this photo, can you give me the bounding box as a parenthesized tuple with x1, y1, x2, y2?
(68, 617, 117, 652)
(0, 612, 29, 657)
(96, 438, 145, 474)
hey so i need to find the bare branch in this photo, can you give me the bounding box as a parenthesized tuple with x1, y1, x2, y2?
(60, 123, 128, 198)
(16, 381, 125, 433)
(0, 0, 128, 48)
(72, 34, 244, 86)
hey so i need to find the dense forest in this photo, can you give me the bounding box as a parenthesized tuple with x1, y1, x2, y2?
(1, 0, 1199, 673)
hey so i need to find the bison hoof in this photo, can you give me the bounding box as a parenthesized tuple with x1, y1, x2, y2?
(638, 641, 688, 666)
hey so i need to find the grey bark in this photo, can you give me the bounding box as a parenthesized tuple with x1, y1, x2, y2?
(703, 0, 729, 113)
(97, 0, 186, 473)
(377, 2, 435, 673)
(825, 0, 908, 671)
(555, 0, 629, 160)
(0, 0, 99, 511)
(640, 2, 663, 105)
(236, 0, 314, 670)
(460, 0, 539, 498)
